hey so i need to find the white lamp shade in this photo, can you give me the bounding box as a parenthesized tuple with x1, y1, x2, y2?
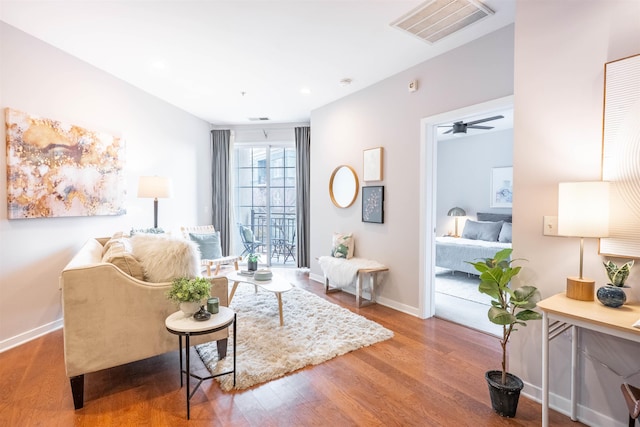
(137, 176, 173, 199)
(557, 181, 610, 238)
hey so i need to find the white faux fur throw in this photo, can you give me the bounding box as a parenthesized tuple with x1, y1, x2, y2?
(318, 256, 386, 288)
(130, 234, 201, 282)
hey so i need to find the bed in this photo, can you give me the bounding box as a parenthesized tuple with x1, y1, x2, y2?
(436, 213, 512, 275)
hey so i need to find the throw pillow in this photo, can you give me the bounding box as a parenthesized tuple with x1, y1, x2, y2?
(331, 232, 355, 259)
(189, 231, 223, 260)
(498, 222, 513, 243)
(130, 234, 201, 282)
(461, 220, 504, 241)
(101, 237, 145, 280)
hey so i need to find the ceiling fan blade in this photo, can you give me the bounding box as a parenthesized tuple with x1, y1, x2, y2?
(467, 125, 494, 130)
(465, 115, 504, 126)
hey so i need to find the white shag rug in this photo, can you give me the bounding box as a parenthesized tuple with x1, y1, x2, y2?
(196, 284, 394, 391)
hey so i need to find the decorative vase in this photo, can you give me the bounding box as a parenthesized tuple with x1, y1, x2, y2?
(179, 301, 201, 316)
(248, 260, 258, 271)
(485, 370, 524, 418)
(596, 285, 627, 308)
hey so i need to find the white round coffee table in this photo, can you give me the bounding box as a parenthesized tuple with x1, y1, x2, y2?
(165, 307, 236, 419)
(227, 271, 293, 326)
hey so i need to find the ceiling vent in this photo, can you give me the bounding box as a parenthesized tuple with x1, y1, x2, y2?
(248, 117, 270, 121)
(391, 0, 494, 44)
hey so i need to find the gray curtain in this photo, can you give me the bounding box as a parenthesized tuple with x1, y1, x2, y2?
(295, 126, 311, 267)
(211, 129, 231, 255)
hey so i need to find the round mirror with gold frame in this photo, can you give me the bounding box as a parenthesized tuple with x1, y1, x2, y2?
(329, 165, 359, 208)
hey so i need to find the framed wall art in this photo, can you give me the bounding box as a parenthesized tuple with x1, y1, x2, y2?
(5, 108, 126, 219)
(362, 185, 384, 223)
(363, 147, 383, 181)
(490, 166, 513, 208)
(600, 53, 640, 257)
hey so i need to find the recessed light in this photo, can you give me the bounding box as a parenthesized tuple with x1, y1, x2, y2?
(300, 88, 311, 95)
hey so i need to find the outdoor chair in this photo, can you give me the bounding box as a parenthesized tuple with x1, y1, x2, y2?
(238, 224, 265, 256)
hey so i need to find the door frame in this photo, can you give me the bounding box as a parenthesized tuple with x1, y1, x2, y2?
(418, 95, 514, 319)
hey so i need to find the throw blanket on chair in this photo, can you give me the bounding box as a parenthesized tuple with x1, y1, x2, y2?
(318, 256, 386, 288)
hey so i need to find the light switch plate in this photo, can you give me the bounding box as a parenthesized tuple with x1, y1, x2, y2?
(543, 216, 558, 236)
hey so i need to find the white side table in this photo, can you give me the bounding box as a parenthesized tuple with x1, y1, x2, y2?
(165, 307, 236, 419)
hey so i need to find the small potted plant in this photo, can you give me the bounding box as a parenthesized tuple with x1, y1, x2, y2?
(597, 260, 634, 307)
(167, 277, 211, 316)
(467, 248, 542, 418)
(247, 253, 260, 271)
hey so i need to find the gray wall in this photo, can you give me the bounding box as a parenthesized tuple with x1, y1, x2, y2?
(310, 25, 515, 314)
(511, 1, 640, 424)
(436, 129, 513, 236)
(0, 22, 212, 349)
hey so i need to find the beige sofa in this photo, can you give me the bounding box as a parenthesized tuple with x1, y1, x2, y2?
(60, 236, 229, 409)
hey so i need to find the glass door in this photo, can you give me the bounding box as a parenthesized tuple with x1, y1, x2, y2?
(233, 144, 296, 267)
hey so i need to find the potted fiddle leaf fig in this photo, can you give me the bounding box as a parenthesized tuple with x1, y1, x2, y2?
(597, 260, 634, 307)
(467, 248, 542, 418)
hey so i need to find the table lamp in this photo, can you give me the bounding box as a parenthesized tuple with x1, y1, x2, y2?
(557, 181, 610, 301)
(138, 176, 173, 229)
(447, 207, 466, 237)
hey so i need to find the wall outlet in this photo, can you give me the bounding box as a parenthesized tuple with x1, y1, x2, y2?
(543, 215, 558, 236)
(408, 80, 418, 92)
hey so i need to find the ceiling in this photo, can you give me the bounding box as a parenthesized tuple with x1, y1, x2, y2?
(0, 0, 515, 125)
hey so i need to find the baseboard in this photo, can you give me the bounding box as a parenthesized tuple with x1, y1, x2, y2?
(309, 273, 421, 317)
(522, 380, 624, 427)
(0, 318, 63, 353)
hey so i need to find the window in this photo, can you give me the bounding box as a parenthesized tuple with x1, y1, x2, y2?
(233, 144, 296, 266)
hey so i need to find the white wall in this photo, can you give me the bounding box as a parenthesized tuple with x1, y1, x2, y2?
(310, 25, 514, 314)
(512, 1, 640, 425)
(0, 23, 213, 350)
(436, 129, 513, 236)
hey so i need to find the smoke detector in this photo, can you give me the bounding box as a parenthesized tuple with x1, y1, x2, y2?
(391, 0, 494, 44)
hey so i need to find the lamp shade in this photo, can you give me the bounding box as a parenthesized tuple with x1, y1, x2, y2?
(557, 181, 609, 238)
(137, 176, 172, 199)
(447, 207, 466, 217)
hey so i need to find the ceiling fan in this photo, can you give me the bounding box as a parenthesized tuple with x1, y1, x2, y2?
(440, 115, 504, 135)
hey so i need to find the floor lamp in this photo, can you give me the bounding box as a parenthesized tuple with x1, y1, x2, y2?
(138, 176, 173, 229)
(557, 181, 610, 301)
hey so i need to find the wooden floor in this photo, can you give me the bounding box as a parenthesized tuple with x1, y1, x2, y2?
(0, 268, 582, 427)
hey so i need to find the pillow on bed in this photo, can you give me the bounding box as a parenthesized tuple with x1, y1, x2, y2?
(477, 212, 512, 223)
(461, 220, 504, 241)
(498, 222, 512, 243)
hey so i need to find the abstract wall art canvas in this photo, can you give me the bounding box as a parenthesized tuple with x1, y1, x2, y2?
(5, 108, 126, 219)
(600, 54, 640, 257)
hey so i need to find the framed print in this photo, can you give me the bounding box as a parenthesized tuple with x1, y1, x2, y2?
(490, 166, 513, 208)
(362, 186, 384, 223)
(5, 108, 126, 219)
(363, 147, 383, 181)
(600, 53, 640, 257)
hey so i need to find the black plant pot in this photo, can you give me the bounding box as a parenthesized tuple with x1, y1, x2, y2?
(247, 260, 258, 271)
(485, 370, 524, 418)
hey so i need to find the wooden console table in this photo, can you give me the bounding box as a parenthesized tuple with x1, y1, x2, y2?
(538, 293, 640, 427)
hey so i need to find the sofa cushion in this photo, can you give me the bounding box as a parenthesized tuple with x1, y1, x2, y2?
(188, 231, 223, 260)
(130, 234, 201, 282)
(101, 238, 145, 280)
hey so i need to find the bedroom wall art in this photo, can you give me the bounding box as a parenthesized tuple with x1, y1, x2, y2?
(5, 108, 126, 219)
(363, 147, 383, 181)
(362, 185, 384, 223)
(600, 53, 640, 258)
(490, 166, 513, 208)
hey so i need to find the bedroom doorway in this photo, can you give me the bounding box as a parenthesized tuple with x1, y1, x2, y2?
(419, 95, 513, 336)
